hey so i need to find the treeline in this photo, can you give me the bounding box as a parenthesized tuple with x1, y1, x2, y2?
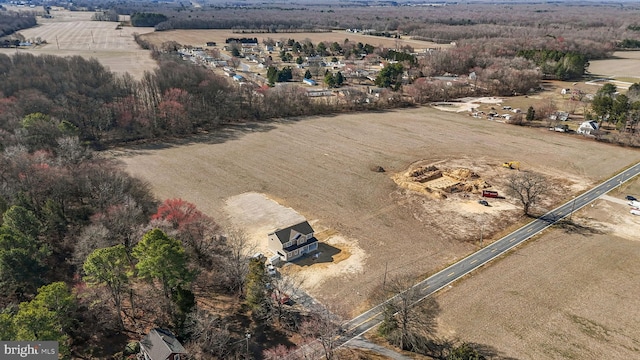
(618, 39, 640, 49)
(0, 12, 37, 38)
(225, 37, 258, 44)
(0, 53, 377, 148)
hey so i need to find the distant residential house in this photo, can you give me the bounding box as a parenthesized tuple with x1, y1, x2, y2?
(268, 221, 318, 261)
(576, 120, 599, 135)
(233, 74, 244, 82)
(140, 328, 186, 360)
(303, 78, 316, 86)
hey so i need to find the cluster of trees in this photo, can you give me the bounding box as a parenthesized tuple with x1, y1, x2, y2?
(91, 10, 119, 22)
(266, 65, 293, 84)
(590, 83, 640, 133)
(376, 63, 404, 89)
(516, 50, 588, 80)
(130, 12, 167, 27)
(324, 71, 344, 88)
(0, 12, 37, 38)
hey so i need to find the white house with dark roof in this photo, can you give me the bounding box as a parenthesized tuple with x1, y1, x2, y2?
(268, 221, 318, 261)
(140, 328, 186, 360)
(577, 120, 599, 135)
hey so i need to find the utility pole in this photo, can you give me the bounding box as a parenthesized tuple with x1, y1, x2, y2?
(245, 333, 251, 359)
(569, 196, 577, 221)
(382, 261, 388, 291)
(480, 224, 484, 247)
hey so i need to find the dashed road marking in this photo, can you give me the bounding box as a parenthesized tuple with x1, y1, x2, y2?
(447, 272, 455, 277)
(470, 259, 478, 264)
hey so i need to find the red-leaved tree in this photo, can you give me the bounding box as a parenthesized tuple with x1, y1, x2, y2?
(151, 199, 221, 266)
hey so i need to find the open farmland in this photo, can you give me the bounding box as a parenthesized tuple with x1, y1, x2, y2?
(0, 9, 156, 79)
(435, 180, 640, 359)
(115, 106, 640, 318)
(588, 51, 640, 81)
(138, 29, 448, 51)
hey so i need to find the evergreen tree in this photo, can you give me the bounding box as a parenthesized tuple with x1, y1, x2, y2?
(245, 257, 269, 316)
(526, 106, 535, 121)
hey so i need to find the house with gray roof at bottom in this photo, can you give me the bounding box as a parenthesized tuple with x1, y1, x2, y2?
(139, 328, 186, 360)
(268, 221, 318, 261)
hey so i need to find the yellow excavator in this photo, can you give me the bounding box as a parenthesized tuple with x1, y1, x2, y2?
(502, 161, 520, 170)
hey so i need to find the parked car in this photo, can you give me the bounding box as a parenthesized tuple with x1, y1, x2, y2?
(626, 195, 637, 201)
(478, 199, 489, 206)
(266, 264, 277, 276)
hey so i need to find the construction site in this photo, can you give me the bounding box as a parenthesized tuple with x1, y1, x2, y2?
(392, 160, 496, 199)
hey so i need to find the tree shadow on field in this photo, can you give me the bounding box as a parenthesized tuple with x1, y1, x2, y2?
(113, 107, 411, 154)
(169, 122, 280, 146)
(555, 219, 605, 236)
(113, 122, 278, 154)
(290, 243, 341, 267)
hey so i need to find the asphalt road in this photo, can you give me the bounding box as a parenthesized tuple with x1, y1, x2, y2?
(339, 161, 640, 345)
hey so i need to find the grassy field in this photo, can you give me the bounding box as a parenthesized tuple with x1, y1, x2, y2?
(435, 179, 640, 359)
(114, 106, 640, 318)
(0, 9, 156, 79)
(138, 29, 449, 51)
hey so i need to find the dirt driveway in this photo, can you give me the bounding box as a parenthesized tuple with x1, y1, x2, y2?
(114, 106, 640, 317)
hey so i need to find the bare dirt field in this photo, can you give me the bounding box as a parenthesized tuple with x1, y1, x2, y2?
(0, 9, 156, 79)
(113, 106, 640, 318)
(588, 51, 640, 81)
(138, 29, 448, 51)
(435, 178, 640, 360)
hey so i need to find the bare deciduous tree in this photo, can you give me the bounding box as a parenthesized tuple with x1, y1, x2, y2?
(185, 309, 234, 359)
(505, 171, 549, 216)
(299, 310, 342, 360)
(220, 228, 254, 296)
(378, 276, 440, 354)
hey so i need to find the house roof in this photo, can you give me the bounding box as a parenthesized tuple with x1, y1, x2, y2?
(284, 237, 318, 252)
(140, 328, 186, 360)
(270, 221, 314, 244)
